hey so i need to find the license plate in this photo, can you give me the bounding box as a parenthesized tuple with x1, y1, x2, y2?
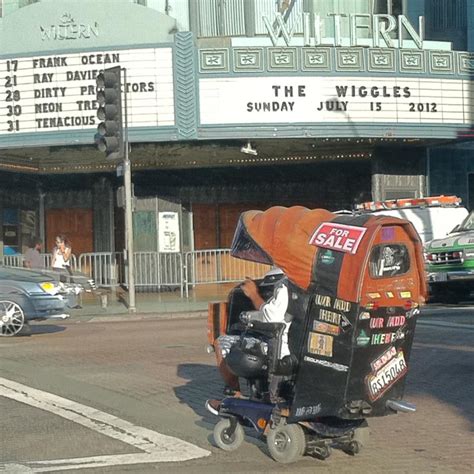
(367, 351, 407, 401)
(432, 272, 447, 282)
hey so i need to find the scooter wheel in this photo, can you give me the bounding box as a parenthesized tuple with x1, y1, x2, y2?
(266, 422, 306, 464)
(353, 425, 369, 449)
(344, 426, 370, 455)
(213, 418, 244, 451)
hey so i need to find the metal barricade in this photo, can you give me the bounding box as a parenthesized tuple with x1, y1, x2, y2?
(4, 249, 270, 299)
(129, 252, 183, 295)
(2, 255, 24, 267)
(2, 253, 77, 270)
(78, 252, 122, 288)
(184, 249, 271, 297)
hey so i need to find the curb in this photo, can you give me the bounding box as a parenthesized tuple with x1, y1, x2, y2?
(417, 319, 474, 330)
(63, 310, 208, 324)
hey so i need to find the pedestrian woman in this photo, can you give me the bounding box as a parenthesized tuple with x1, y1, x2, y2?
(51, 234, 72, 273)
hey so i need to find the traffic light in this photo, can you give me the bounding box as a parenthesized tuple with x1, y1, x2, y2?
(95, 66, 123, 159)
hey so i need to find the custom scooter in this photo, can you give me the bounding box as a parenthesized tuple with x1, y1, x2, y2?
(206, 206, 426, 463)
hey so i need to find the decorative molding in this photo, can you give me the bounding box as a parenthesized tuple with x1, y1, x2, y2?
(233, 48, 264, 72)
(458, 52, 474, 74)
(197, 47, 466, 77)
(400, 50, 425, 73)
(174, 32, 197, 139)
(301, 48, 331, 71)
(335, 48, 364, 71)
(267, 47, 298, 71)
(199, 48, 229, 73)
(368, 49, 396, 72)
(429, 51, 454, 74)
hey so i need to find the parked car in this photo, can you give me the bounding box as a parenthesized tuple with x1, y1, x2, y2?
(425, 211, 474, 302)
(0, 266, 84, 336)
(44, 267, 97, 292)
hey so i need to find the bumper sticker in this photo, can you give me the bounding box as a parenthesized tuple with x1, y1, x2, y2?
(313, 320, 340, 336)
(308, 332, 333, 357)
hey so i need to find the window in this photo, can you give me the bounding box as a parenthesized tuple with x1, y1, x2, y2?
(425, 0, 467, 50)
(193, 0, 247, 37)
(458, 211, 474, 232)
(369, 244, 410, 278)
(310, 0, 373, 16)
(19, 0, 40, 7)
(374, 0, 404, 15)
(310, 0, 405, 16)
(427, 0, 467, 30)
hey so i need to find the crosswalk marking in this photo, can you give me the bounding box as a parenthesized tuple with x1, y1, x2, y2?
(0, 377, 210, 472)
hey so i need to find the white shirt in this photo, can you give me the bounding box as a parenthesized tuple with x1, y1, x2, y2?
(259, 281, 290, 358)
(52, 247, 70, 269)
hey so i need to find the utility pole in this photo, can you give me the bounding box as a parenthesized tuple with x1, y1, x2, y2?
(95, 66, 136, 313)
(122, 68, 136, 313)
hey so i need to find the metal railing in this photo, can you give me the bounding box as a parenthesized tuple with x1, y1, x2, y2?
(2, 253, 78, 270)
(129, 252, 183, 295)
(2, 255, 24, 267)
(78, 252, 122, 288)
(184, 249, 271, 297)
(77, 251, 183, 294)
(3, 249, 271, 298)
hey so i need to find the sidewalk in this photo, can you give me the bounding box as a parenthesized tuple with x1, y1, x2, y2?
(66, 283, 474, 325)
(67, 283, 237, 322)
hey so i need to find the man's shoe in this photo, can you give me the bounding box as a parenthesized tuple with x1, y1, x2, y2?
(205, 399, 221, 415)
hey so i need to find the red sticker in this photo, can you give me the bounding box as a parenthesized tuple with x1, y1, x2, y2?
(309, 222, 367, 255)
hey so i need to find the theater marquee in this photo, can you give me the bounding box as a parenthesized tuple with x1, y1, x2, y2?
(199, 76, 473, 126)
(0, 47, 175, 136)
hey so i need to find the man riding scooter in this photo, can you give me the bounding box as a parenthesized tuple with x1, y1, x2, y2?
(207, 268, 293, 412)
(206, 206, 426, 463)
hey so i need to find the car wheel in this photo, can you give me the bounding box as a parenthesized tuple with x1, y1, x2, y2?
(0, 300, 25, 336)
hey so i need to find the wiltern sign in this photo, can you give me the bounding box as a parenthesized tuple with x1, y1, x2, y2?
(264, 12, 425, 50)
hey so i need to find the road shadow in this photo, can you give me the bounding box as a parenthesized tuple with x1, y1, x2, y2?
(28, 324, 66, 335)
(174, 362, 266, 451)
(174, 363, 225, 426)
(175, 331, 474, 437)
(408, 329, 474, 429)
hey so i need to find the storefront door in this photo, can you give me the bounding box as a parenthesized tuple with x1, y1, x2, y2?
(46, 209, 94, 256)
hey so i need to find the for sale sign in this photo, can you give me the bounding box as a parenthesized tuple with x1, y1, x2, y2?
(309, 222, 367, 255)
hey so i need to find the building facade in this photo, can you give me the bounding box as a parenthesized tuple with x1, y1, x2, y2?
(0, 0, 472, 258)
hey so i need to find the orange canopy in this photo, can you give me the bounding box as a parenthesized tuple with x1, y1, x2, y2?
(231, 206, 334, 290)
(231, 206, 427, 300)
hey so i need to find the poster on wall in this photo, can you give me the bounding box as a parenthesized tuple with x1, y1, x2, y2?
(158, 212, 180, 253)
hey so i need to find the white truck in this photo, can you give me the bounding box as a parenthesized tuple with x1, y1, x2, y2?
(355, 196, 469, 245)
(355, 196, 470, 303)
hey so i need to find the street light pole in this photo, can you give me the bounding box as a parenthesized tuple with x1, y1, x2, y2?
(123, 68, 136, 313)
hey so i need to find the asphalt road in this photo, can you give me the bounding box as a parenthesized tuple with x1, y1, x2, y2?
(0, 307, 473, 473)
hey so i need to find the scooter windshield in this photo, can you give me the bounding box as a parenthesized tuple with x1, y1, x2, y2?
(230, 217, 273, 265)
